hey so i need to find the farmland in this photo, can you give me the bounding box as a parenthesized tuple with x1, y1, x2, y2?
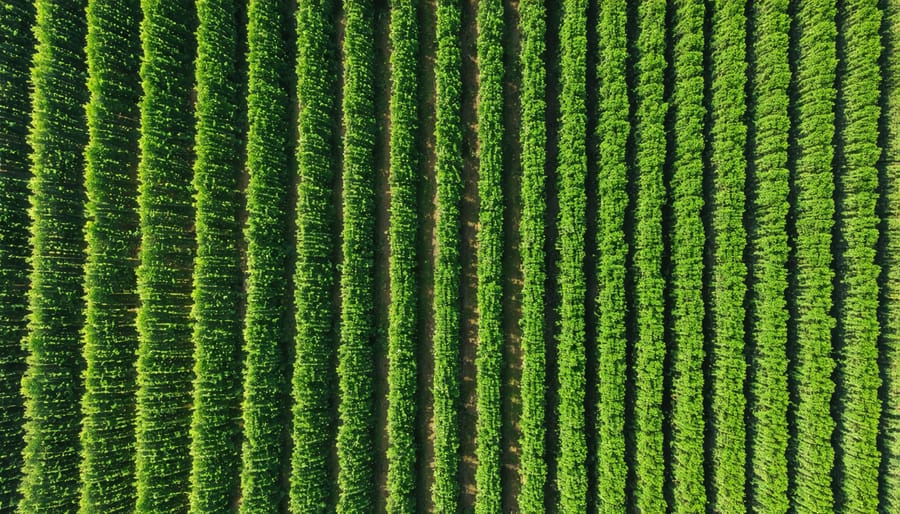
(1, 0, 899, 512)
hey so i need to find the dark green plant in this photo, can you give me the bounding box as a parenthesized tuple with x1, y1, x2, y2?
(79, 0, 141, 511)
(18, 0, 88, 511)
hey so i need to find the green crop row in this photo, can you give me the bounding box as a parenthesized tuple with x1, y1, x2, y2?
(386, 0, 420, 511)
(631, 0, 667, 510)
(0, 1, 33, 509)
(594, 0, 628, 511)
(708, 0, 749, 510)
(290, 0, 338, 511)
(188, 0, 245, 511)
(747, 0, 791, 511)
(474, 0, 504, 511)
(336, 0, 377, 511)
(666, 0, 706, 511)
(789, 0, 837, 510)
(19, 0, 89, 511)
(240, 0, 294, 511)
(516, 0, 547, 512)
(431, 0, 464, 510)
(835, 1, 883, 511)
(79, 0, 141, 511)
(556, 1, 587, 511)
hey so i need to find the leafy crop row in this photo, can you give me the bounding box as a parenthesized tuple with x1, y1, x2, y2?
(79, 0, 141, 511)
(788, 0, 837, 510)
(188, 0, 245, 510)
(19, 0, 89, 511)
(431, 0, 464, 510)
(0, 1, 33, 508)
(386, 1, 420, 511)
(290, 0, 338, 511)
(474, 0, 505, 511)
(516, 0, 547, 511)
(336, 0, 377, 511)
(707, 0, 748, 510)
(240, 0, 294, 510)
(747, 0, 791, 511)
(666, 0, 707, 510)
(594, 0, 628, 511)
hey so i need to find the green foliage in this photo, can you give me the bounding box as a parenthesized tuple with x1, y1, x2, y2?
(291, 0, 338, 511)
(18, 0, 88, 511)
(666, 0, 706, 510)
(79, 0, 141, 511)
(556, 1, 587, 511)
(0, 1, 33, 509)
(386, 0, 419, 511)
(708, 0, 748, 510)
(788, 0, 837, 511)
(834, 1, 883, 511)
(594, 0, 628, 511)
(880, 1, 900, 510)
(189, 0, 245, 510)
(431, 0, 464, 510)
(631, 0, 667, 510)
(239, 0, 293, 511)
(516, 0, 547, 511)
(747, 0, 791, 511)
(474, 0, 504, 511)
(336, 0, 377, 511)
(133, 0, 197, 510)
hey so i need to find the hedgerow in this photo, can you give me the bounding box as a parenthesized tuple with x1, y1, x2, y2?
(188, 0, 245, 510)
(556, 1, 587, 511)
(834, 1, 883, 511)
(0, 1, 33, 508)
(788, 0, 837, 510)
(386, 0, 420, 511)
(18, 0, 88, 511)
(474, 0, 504, 511)
(336, 0, 377, 511)
(133, 0, 197, 510)
(707, 0, 748, 510)
(880, 0, 900, 509)
(516, 0, 547, 511)
(432, 0, 464, 510)
(79, 0, 141, 511)
(291, 0, 339, 511)
(747, 0, 791, 511)
(667, 0, 707, 510)
(630, 0, 667, 510)
(594, 0, 628, 511)
(240, 0, 294, 510)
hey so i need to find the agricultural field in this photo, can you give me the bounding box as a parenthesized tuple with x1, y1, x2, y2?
(0, 0, 898, 512)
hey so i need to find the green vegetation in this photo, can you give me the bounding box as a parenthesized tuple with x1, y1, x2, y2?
(386, 1, 419, 511)
(516, 0, 547, 511)
(666, 0, 706, 510)
(336, 0, 377, 511)
(133, 0, 197, 511)
(788, 0, 837, 511)
(0, 1, 33, 509)
(631, 0, 667, 510)
(707, 0, 748, 510)
(188, 0, 245, 510)
(18, 1, 88, 511)
(240, 0, 294, 510)
(79, 0, 141, 511)
(475, 0, 504, 511)
(291, 0, 338, 511)
(431, 0, 463, 510)
(595, 0, 628, 511)
(747, 0, 791, 511)
(834, 1, 883, 511)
